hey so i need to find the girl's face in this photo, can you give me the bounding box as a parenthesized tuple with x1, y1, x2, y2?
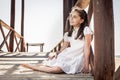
(69, 11, 84, 27)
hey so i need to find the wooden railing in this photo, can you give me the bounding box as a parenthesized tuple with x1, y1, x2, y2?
(0, 19, 25, 52)
(50, 39, 64, 52)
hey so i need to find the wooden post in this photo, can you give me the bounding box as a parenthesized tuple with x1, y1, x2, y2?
(87, 0, 93, 25)
(9, 0, 15, 52)
(21, 0, 25, 51)
(94, 0, 115, 80)
(63, 0, 77, 33)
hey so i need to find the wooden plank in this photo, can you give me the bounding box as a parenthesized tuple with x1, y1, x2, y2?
(0, 20, 13, 31)
(0, 52, 93, 80)
(26, 43, 44, 52)
(93, 0, 115, 80)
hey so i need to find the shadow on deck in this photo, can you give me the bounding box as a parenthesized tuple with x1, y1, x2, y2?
(0, 52, 94, 80)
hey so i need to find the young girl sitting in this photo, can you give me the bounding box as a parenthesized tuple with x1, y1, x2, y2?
(21, 7, 93, 74)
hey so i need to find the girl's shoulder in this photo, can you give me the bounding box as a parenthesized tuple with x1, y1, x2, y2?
(84, 26, 93, 35)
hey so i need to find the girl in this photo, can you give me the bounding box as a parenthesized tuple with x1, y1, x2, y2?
(21, 7, 93, 74)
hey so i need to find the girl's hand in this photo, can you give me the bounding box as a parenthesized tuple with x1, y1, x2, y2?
(81, 64, 89, 74)
(48, 52, 57, 60)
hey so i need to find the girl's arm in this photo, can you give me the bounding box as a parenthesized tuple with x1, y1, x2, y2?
(83, 34, 92, 73)
(48, 41, 69, 59)
(56, 41, 70, 55)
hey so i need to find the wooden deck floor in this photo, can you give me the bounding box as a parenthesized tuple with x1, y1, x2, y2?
(0, 52, 94, 80)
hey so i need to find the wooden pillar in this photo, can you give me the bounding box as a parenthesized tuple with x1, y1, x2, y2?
(9, 0, 15, 52)
(21, 0, 25, 51)
(87, 0, 93, 25)
(63, 0, 77, 33)
(94, 0, 115, 80)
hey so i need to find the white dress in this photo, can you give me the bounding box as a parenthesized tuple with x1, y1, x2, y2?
(44, 26, 93, 74)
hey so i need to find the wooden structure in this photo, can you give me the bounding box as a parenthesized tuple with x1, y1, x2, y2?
(115, 66, 120, 80)
(0, 0, 118, 80)
(0, 52, 120, 80)
(9, 0, 15, 52)
(50, 39, 64, 52)
(8, 0, 25, 52)
(63, 0, 77, 33)
(0, 52, 93, 80)
(50, 0, 115, 80)
(0, 20, 25, 52)
(94, 0, 115, 80)
(0, 52, 119, 80)
(26, 43, 44, 52)
(21, 0, 25, 51)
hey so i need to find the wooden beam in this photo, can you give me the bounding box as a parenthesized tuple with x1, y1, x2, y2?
(21, 0, 25, 51)
(94, 0, 115, 80)
(0, 20, 23, 38)
(9, 0, 15, 52)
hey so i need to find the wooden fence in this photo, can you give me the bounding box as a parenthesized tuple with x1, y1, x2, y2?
(0, 19, 25, 52)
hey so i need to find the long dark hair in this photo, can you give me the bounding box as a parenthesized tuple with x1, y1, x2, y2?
(68, 9, 88, 39)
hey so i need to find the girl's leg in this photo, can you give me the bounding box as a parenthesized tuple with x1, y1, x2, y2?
(38, 66, 63, 73)
(21, 64, 63, 73)
(21, 64, 42, 70)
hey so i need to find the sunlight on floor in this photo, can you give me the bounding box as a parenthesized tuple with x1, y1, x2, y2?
(0, 70, 7, 75)
(0, 64, 35, 75)
(0, 52, 47, 56)
(0, 58, 47, 61)
(0, 61, 39, 64)
(0, 52, 118, 80)
(0, 65, 14, 75)
(12, 66, 34, 75)
(0, 65, 14, 69)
